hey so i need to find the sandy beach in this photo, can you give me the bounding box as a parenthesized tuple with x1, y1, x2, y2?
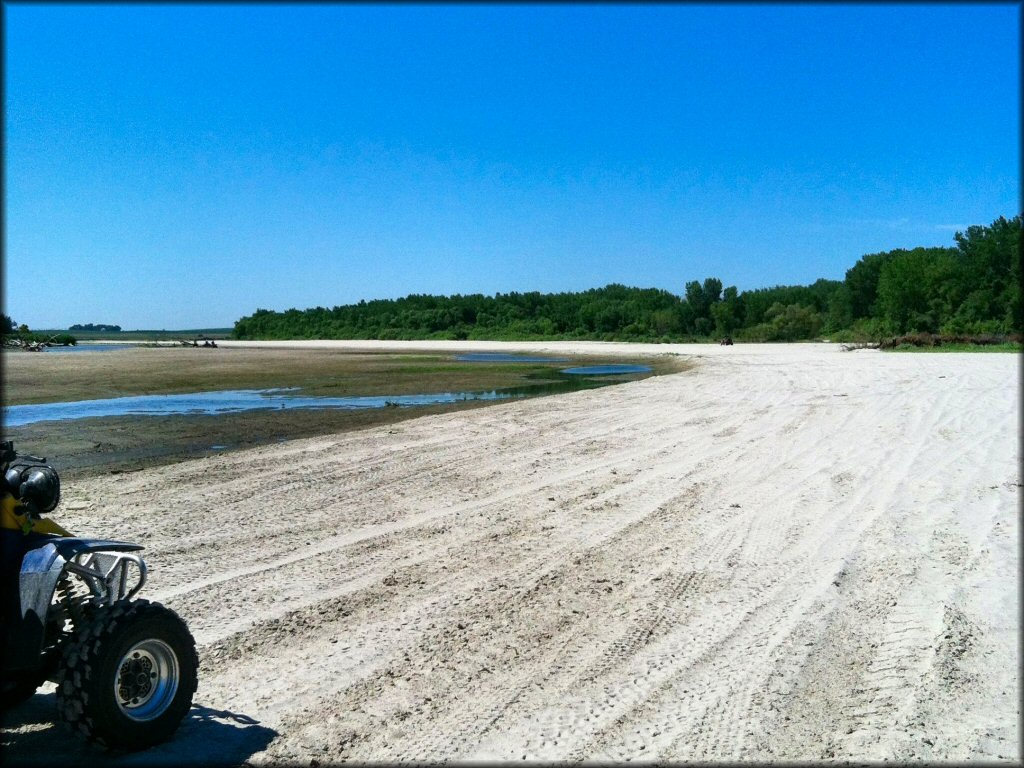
(2, 341, 1019, 763)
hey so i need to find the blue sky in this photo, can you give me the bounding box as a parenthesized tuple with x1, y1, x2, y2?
(4, 3, 1020, 330)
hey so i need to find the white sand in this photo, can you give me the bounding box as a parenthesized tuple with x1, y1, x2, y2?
(3, 341, 1019, 763)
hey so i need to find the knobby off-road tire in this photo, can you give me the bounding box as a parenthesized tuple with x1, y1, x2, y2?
(55, 599, 198, 751)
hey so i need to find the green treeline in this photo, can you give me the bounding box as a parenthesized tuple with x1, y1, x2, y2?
(233, 214, 1021, 343)
(69, 323, 122, 332)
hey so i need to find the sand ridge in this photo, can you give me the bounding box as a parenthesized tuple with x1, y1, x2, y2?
(1, 342, 1018, 763)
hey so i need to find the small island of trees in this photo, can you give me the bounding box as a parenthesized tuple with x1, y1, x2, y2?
(69, 323, 122, 332)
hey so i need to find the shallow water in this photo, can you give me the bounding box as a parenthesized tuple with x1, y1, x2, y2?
(2, 388, 527, 427)
(37, 344, 136, 353)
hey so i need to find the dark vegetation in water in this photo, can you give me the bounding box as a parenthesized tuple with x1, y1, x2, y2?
(232, 214, 1020, 344)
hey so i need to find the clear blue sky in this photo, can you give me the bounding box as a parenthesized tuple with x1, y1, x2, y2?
(4, 3, 1020, 330)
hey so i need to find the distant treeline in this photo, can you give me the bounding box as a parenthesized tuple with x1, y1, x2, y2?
(69, 323, 122, 332)
(233, 214, 1021, 343)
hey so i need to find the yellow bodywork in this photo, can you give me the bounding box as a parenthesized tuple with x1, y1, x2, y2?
(1, 494, 72, 537)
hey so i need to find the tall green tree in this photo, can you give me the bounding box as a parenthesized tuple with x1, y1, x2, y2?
(711, 286, 743, 336)
(683, 277, 723, 335)
(876, 248, 959, 333)
(845, 251, 895, 319)
(949, 215, 1022, 333)
(764, 303, 824, 341)
(684, 280, 708, 320)
(702, 277, 723, 305)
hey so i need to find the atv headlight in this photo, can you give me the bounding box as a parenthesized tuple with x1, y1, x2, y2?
(16, 466, 61, 513)
(4, 467, 22, 494)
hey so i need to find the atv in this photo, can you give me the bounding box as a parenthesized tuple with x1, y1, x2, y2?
(0, 440, 198, 750)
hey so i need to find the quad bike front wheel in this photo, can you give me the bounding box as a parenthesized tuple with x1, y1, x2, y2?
(55, 599, 198, 751)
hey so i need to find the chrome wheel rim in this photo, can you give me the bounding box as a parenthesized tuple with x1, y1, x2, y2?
(114, 639, 179, 721)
